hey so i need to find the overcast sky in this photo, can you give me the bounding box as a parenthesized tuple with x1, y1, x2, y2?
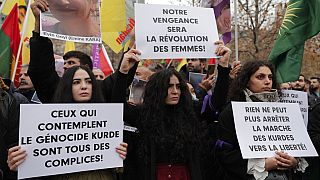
(145, 0, 173, 5)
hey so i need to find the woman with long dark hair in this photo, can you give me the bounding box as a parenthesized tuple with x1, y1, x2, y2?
(113, 58, 203, 179)
(215, 60, 307, 180)
(7, 66, 127, 180)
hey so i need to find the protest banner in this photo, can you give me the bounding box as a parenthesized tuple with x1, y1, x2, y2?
(40, 0, 101, 43)
(231, 102, 318, 159)
(18, 104, 123, 179)
(280, 90, 308, 126)
(135, 4, 219, 59)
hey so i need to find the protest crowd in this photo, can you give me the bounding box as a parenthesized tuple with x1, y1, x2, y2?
(1, 0, 320, 180)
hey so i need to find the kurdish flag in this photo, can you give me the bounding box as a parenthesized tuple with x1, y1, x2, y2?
(0, 4, 21, 81)
(268, 0, 320, 83)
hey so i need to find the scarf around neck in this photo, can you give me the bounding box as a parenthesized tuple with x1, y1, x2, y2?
(244, 88, 280, 102)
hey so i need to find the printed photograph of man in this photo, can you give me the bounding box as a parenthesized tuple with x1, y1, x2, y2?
(41, 0, 100, 39)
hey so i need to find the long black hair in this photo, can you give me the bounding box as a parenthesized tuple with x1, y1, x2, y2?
(53, 65, 102, 103)
(138, 68, 200, 163)
(229, 60, 280, 101)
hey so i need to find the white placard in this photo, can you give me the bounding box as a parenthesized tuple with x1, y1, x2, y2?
(18, 104, 123, 179)
(280, 90, 308, 126)
(231, 102, 318, 159)
(135, 3, 219, 59)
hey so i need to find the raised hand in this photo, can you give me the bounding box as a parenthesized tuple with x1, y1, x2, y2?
(31, 0, 49, 32)
(215, 41, 231, 67)
(120, 49, 141, 74)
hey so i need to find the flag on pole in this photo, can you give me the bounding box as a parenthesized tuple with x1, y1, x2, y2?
(1, 0, 18, 15)
(21, 0, 34, 64)
(101, 0, 136, 53)
(100, 0, 126, 32)
(0, 3, 21, 84)
(100, 45, 114, 77)
(269, 0, 320, 83)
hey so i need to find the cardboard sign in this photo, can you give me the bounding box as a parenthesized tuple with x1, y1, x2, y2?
(135, 4, 219, 59)
(280, 90, 308, 126)
(231, 102, 318, 159)
(18, 104, 123, 179)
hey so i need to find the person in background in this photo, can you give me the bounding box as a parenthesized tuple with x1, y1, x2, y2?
(291, 74, 306, 92)
(93, 68, 106, 80)
(304, 79, 311, 94)
(280, 82, 291, 90)
(307, 101, 320, 180)
(309, 77, 320, 107)
(135, 66, 154, 82)
(0, 77, 19, 180)
(187, 58, 207, 74)
(18, 64, 36, 102)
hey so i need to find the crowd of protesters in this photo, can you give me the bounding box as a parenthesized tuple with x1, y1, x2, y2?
(1, 0, 320, 180)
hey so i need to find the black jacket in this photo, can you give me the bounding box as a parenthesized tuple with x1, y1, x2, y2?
(0, 89, 19, 180)
(112, 72, 203, 180)
(307, 103, 320, 180)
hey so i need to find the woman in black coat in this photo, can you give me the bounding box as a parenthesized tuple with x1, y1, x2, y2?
(113, 55, 204, 180)
(215, 60, 307, 180)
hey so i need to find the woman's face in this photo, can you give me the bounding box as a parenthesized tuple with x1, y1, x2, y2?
(247, 66, 273, 93)
(165, 75, 181, 105)
(47, 0, 95, 21)
(72, 69, 92, 102)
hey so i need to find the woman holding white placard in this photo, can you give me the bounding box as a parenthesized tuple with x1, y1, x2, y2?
(215, 60, 308, 180)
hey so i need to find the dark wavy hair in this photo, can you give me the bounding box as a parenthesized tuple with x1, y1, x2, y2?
(229, 60, 280, 101)
(138, 68, 200, 163)
(53, 65, 102, 103)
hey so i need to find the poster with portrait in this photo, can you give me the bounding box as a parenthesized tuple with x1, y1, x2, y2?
(201, 0, 231, 44)
(40, 0, 101, 43)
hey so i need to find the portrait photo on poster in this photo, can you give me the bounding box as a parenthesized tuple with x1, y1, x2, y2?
(212, 0, 231, 44)
(40, 0, 101, 43)
(201, 0, 231, 44)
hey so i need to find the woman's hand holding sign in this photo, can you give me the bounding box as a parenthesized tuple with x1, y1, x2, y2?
(7, 146, 27, 171)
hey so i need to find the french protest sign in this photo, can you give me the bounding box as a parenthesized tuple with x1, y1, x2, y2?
(231, 102, 318, 159)
(135, 3, 219, 59)
(18, 104, 123, 179)
(40, 0, 101, 43)
(280, 90, 308, 126)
